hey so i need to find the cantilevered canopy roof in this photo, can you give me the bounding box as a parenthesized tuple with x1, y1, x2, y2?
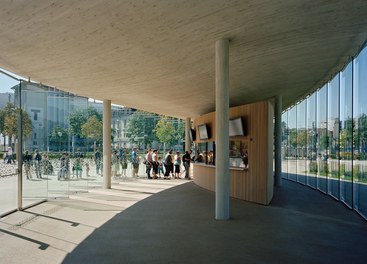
(1, 1, 367, 118)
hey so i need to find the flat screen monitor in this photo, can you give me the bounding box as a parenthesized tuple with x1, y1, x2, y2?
(189, 128, 196, 141)
(229, 117, 244, 136)
(198, 124, 209, 140)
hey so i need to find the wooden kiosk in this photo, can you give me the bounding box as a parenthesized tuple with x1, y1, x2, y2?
(192, 100, 274, 205)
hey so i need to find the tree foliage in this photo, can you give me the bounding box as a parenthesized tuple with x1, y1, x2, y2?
(172, 119, 185, 143)
(1, 102, 32, 139)
(49, 126, 69, 150)
(126, 110, 158, 147)
(68, 107, 102, 137)
(81, 115, 103, 142)
(154, 119, 175, 145)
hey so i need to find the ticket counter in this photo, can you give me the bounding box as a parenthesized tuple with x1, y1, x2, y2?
(192, 100, 274, 205)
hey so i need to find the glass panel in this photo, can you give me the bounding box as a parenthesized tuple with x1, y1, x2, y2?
(306, 94, 317, 188)
(68, 99, 93, 192)
(196, 142, 207, 163)
(281, 112, 288, 179)
(47, 88, 72, 198)
(297, 101, 307, 184)
(208, 141, 215, 166)
(340, 65, 353, 207)
(328, 74, 340, 199)
(19, 82, 48, 205)
(317, 85, 328, 193)
(0, 72, 18, 214)
(288, 107, 297, 181)
(354, 46, 367, 217)
(229, 140, 247, 168)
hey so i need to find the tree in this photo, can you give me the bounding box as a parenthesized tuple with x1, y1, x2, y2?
(49, 126, 69, 151)
(126, 110, 158, 148)
(154, 118, 175, 153)
(68, 107, 103, 150)
(81, 115, 103, 149)
(1, 103, 32, 141)
(173, 119, 185, 145)
(68, 107, 102, 137)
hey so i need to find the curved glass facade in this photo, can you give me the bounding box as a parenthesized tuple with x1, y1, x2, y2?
(282, 45, 367, 219)
(0, 78, 144, 215)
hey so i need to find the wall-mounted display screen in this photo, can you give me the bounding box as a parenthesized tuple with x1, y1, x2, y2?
(189, 128, 196, 141)
(198, 124, 209, 140)
(229, 117, 245, 136)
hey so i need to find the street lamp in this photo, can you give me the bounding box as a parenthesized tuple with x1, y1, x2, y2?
(57, 131, 62, 151)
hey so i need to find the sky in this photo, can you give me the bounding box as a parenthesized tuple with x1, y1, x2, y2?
(0, 68, 125, 108)
(0, 68, 23, 93)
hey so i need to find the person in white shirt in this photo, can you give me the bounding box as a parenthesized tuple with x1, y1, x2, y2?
(174, 151, 181, 179)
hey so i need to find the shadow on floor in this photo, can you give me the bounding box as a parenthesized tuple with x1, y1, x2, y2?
(63, 180, 367, 264)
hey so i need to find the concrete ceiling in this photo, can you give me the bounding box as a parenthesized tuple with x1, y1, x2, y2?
(1, 1, 367, 119)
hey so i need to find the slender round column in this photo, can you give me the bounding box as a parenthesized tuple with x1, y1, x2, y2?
(17, 82, 23, 210)
(215, 38, 230, 220)
(185, 118, 191, 152)
(103, 100, 112, 189)
(274, 95, 282, 186)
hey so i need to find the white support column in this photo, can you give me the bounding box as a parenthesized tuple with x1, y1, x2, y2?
(185, 118, 191, 152)
(17, 82, 23, 210)
(215, 38, 230, 220)
(274, 95, 282, 187)
(103, 100, 112, 189)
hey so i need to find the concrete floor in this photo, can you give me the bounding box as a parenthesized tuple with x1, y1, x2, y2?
(1, 179, 367, 264)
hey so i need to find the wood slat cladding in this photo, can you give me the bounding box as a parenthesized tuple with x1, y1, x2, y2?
(193, 100, 274, 205)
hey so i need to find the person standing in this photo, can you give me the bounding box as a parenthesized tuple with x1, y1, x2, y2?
(74, 148, 83, 179)
(33, 149, 42, 178)
(145, 149, 152, 179)
(131, 147, 139, 177)
(58, 152, 68, 180)
(23, 151, 32, 179)
(157, 156, 164, 178)
(7, 147, 14, 164)
(120, 148, 128, 177)
(183, 150, 192, 179)
(112, 150, 120, 177)
(174, 151, 181, 179)
(164, 150, 173, 179)
(152, 149, 159, 179)
(94, 148, 102, 175)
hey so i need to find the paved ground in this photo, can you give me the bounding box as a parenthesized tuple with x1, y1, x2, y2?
(1, 178, 367, 264)
(0, 160, 188, 215)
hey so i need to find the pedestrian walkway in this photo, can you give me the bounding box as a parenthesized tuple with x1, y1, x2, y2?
(1, 179, 367, 264)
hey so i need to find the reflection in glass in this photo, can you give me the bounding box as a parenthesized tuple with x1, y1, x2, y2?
(340, 65, 353, 207)
(328, 74, 340, 199)
(354, 46, 367, 217)
(0, 72, 19, 215)
(229, 140, 248, 168)
(317, 85, 328, 193)
(196, 142, 207, 163)
(288, 107, 297, 181)
(297, 101, 306, 184)
(307, 94, 317, 188)
(280, 45, 367, 220)
(281, 112, 288, 180)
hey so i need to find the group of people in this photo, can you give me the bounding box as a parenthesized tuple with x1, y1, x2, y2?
(17, 146, 194, 181)
(58, 148, 89, 180)
(143, 148, 192, 180)
(23, 149, 43, 179)
(111, 148, 129, 177)
(22, 148, 90, 180)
